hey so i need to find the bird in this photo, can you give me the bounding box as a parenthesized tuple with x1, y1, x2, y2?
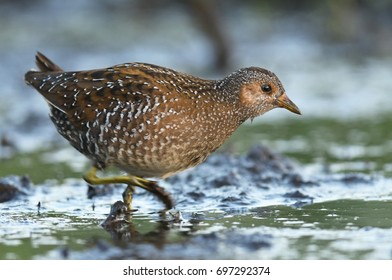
(25, 52, 301, 211)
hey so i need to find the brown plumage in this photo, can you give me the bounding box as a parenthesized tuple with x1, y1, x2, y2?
(25, 52, 300, 210)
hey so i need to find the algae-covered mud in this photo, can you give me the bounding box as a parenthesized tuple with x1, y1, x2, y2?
(1, 1, 392, 260)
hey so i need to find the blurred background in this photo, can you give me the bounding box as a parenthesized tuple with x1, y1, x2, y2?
(1, 0, 392, 178)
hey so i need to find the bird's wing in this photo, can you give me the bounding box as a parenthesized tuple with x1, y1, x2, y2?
(25, 63, 176, 124)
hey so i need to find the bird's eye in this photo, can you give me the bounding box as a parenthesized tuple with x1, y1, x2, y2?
(261, 84, 272, 93)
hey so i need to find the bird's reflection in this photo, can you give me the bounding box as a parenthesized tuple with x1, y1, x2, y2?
(101, 201, 199, 247)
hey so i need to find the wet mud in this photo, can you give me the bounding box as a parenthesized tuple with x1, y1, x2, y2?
(0, 175, 32, 203)
(1, 145, 391, 260)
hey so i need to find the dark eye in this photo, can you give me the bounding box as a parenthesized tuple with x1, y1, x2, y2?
(261, 84, 272, 93)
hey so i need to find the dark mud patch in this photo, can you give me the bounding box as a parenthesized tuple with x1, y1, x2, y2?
(165, 145, 320, 210)
(0, 175, 32, 202)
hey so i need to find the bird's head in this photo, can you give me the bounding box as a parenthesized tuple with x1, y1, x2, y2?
(221, 67, 301, 120)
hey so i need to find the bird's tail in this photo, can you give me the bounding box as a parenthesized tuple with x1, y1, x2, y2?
(25, 52, 63, 86)
(34, 51, 63, 72)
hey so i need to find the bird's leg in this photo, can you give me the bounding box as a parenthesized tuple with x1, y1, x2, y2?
(83, 167, 173, 211)
(130, 176, 174, 211)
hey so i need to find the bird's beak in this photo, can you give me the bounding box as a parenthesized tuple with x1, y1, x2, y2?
(275, 93, 301, 115)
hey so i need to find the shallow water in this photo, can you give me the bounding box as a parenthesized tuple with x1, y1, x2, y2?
(1, 184, 392, 260)
(1, 1, 392, 260)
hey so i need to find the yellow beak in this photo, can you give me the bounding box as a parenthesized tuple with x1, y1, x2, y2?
(276, 93, 301, 115)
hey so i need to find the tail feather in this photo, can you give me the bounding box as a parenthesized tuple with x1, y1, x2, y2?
(25, 52, 63, 86)
(35, 51, 63, 72)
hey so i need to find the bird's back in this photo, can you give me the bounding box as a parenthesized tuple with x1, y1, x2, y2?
(25, 53, 242, 178)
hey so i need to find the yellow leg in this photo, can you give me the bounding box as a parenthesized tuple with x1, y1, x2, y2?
(83, 167, 173, 211)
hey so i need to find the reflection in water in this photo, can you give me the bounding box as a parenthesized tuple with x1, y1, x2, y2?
(101, 200, 198, 247)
